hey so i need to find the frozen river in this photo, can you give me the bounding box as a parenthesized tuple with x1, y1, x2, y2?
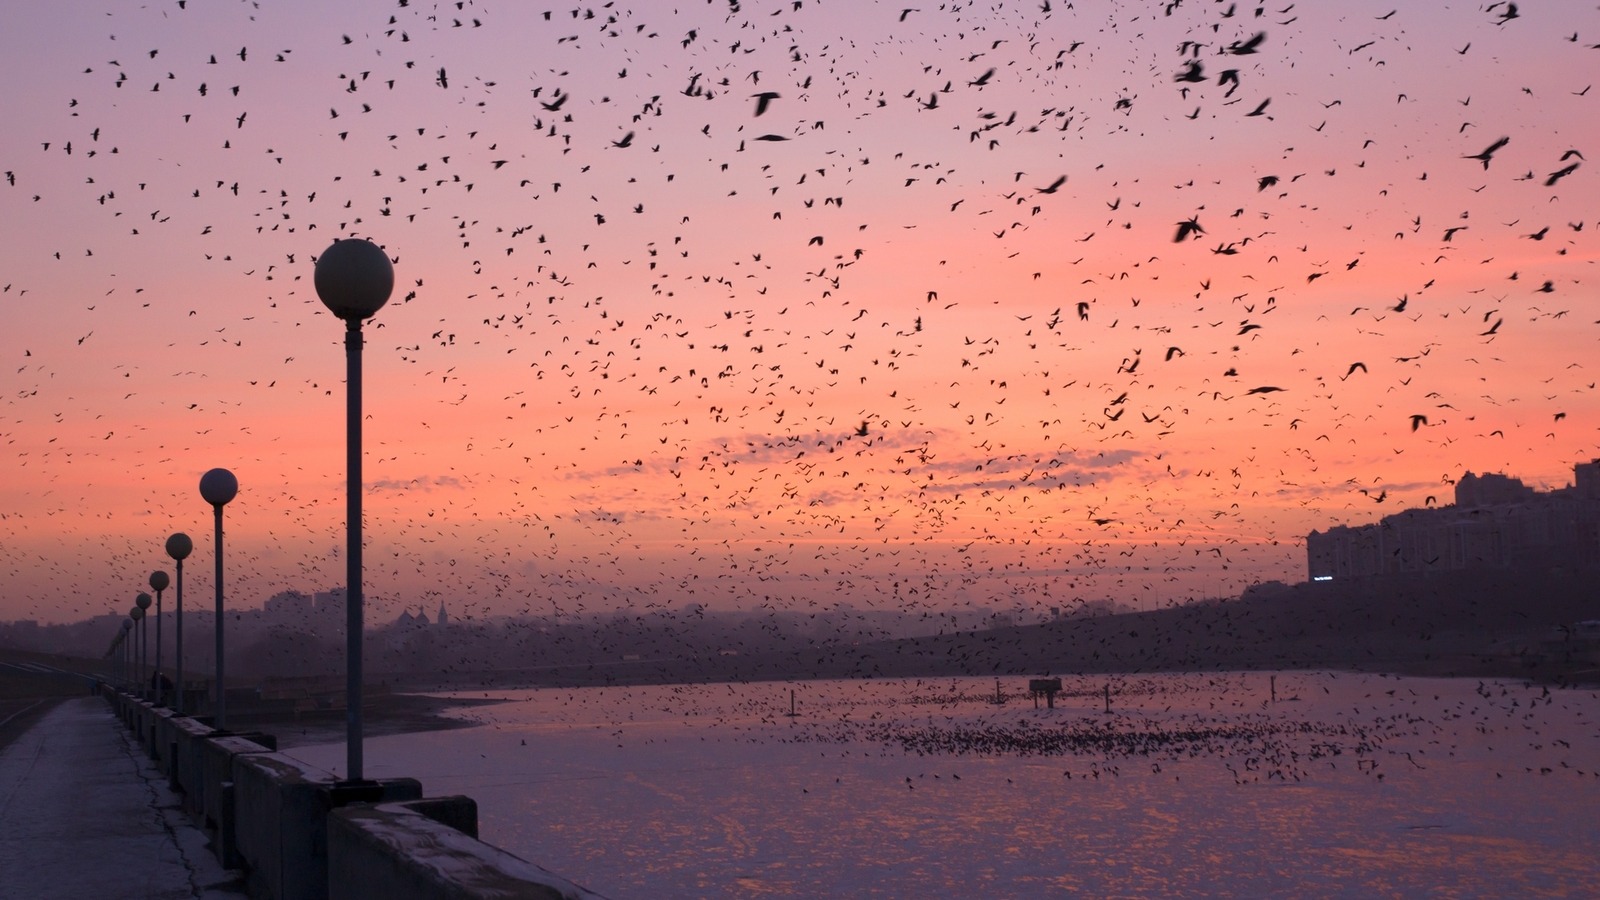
(284, 672, 1600, 898)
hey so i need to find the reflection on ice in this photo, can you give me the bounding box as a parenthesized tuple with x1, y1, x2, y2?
(284, 672, 1600, 898)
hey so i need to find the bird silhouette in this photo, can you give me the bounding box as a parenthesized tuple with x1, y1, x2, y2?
(1035, 175, 1067, 194)
(751, 92, 780, 116)
(1463, 136, 1510, 169)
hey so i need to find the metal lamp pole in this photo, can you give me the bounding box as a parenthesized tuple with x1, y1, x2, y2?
(314, 238, 395, 785)
(130, 604, 146, 694)
(106, 629, 123, 686)
(150, 571, 170, 705)
(135, 593, 152, 696)
(120, 619, 133, 688)
(166, 534, 192, 714)
(199, 469, 238, 731)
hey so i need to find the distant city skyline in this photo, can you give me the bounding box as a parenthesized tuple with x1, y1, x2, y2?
(1309, 459, 1600, 580)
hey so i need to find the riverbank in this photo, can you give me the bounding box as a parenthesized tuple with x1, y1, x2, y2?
(221, 692, 511, 748)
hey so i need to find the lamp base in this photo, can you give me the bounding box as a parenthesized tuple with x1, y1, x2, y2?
(321, 779, 386, 807)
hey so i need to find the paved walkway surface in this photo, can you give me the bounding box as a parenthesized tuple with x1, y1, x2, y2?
(0, 697, 245, 900)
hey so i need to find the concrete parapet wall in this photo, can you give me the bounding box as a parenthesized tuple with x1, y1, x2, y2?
(146, 706, 165, 761)
(402, 796, 480, 841)
(231, 752, 422, 900)
(200, 734, 277, 867)
(171, 715, 216, 814)
(328, 801, 605, 900)
(233, 752, 339, 900)
(101, 688, 604, 900)
(152, 708, 178, 776)
(133, 700, 150, 750)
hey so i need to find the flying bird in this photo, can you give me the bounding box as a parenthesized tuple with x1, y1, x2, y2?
(1228, 32, 1267, 55)
(1545, 163, 1579, 186)
(1463, 137, 1509, 169)
(752, 92, 780, 116)
(1173, 216, 1204, 242)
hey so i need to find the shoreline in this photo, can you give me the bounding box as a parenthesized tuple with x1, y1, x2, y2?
(220, 692, 510, 748)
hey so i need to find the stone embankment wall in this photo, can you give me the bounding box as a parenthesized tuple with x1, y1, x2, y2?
(102, 685, 603, 900)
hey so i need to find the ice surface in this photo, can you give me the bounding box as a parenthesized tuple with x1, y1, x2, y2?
(283, 672, 1600, 898)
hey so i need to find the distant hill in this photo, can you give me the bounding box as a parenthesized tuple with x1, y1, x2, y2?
(382, 567, 1600, 690)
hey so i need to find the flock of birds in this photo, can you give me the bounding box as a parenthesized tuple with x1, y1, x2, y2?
(445, 672, 1600, 788)
(352, 670, 1597, 896)
(0, 0, 1595, 628)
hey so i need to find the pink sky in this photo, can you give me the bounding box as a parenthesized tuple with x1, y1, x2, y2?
(2, 0, 1597, 623)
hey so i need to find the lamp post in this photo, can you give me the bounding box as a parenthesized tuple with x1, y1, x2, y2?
(200, 469, 238, 731)
(314, 237, 394, 784)
(130, 604, 146, 694)
(166, 534, 192, 714)
(120, 619, 134, 688)
(106, 628, 123, 686)
(150, 571, 170, 705)
(135, 593, 152, 697)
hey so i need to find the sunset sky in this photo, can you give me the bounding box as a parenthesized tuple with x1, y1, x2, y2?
(2, 0, 1596, 624)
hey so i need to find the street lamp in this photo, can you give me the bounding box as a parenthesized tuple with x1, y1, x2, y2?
(130, 604, 146, 694)
(200, 468, 238, 731)
(315, 237, 394, 784)
(136, 593, 152, 696)
(120, 618, 134, 688)
(150, 571, 170, 705)
(166, 534, 192, 715)
(105, 627, 124, 686)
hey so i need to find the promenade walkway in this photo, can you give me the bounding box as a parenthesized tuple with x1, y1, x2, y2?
(0, 697, 245, 900)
